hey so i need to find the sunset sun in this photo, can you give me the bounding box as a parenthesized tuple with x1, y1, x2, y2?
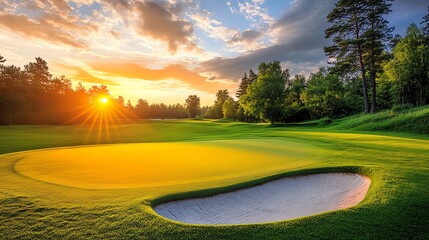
(99, 97, 108, 104)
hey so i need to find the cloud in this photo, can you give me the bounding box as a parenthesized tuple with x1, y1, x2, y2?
(88, 62, 229, 93)
(228, 29, 262, 44)
(238, 0, 274, 26)
(200, 0, 336, 80)
(55, 63, 119, 86)
(100, 0, 198, 53)
(190, 12, 238, 43)
(46, 0, 72, 12)
(134, 1, 196, 53)
(110, 30, 121, 39)
(0, 14, 87, 49)
(0, 0, 100, 49)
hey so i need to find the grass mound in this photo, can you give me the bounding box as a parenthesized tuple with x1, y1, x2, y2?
(289, 105, 429, 134)
(330, 105, 429, 134)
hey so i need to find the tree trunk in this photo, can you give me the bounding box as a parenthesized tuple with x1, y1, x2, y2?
(370, 27, 377, 113)
(370, 60, 377, 113)
(358, 46, 370, 113)
(9, 112, 12, 125)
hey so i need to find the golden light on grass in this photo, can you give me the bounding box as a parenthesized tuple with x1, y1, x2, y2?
(14, 140, 319, 189)
(65, 95, 133, 143)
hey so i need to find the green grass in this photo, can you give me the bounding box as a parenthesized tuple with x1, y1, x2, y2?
(0, 118, 428, 239)
(291, 105, 429, 134)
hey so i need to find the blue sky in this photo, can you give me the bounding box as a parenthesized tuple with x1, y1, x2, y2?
(0, 0, 427, 105)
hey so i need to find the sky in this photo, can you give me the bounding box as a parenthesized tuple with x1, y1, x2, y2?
(0, 0, 427, 105)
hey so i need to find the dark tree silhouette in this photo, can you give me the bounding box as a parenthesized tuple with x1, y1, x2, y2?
(236, 72, 248, 98)
(422, 6, 429, 44)
(248, 69, 258, 85)
(25, 57, 51, 94)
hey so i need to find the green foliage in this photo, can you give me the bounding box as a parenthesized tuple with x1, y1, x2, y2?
(286, 75, 306, 106)
(391, 103, 413, 113)
(325, 0, 371, 112)
(206, 90, 230, 119)
(363, 0, 393, 112)
(185, 95, 201, 118)
(376, 73, 395, 110)
(325, 0, 393, 113)
(302, 68, 347, 119)
(236, 73, 249, 98)
(222, 97, 238, 119)
(384, 24, 429, 106)
(422, 6, 429, 41)
(240, 61, 289, 124)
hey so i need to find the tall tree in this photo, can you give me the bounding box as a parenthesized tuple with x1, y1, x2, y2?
(185, 95, 201, 118)
(422, 6, 429, 44)
(135, 99, 149, 118)
(248, 69, 258, 84)
(241, 61, 289, 124)
(236, 72, 249, 98)
(325, 0, 371, 113)
(222, 97, 238, 119)
(364, 0, 393, 112)
(212, 89, 230, 118)
(24, 57, 51, 92)
(0, 65, 28, 124)
(126, 100, 134, 112)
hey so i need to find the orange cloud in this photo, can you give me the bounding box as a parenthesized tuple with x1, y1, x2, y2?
(89, 62, 227, 93)
(0, 14, 87, 49)
(54, 63, 118, 86)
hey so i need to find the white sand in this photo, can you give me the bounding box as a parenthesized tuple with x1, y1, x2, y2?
(154, 173, 371, 225)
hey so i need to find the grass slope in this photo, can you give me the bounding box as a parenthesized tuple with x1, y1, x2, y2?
(293, 105, 429, 134)
(0, 120, 428, 239)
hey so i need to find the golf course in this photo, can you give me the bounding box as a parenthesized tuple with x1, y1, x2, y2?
(0, 107, 428, 239)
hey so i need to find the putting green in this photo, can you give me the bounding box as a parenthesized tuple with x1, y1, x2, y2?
(14, 139, 321, 189)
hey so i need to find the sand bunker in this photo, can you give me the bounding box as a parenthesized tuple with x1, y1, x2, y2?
(154, 173, 371, 225)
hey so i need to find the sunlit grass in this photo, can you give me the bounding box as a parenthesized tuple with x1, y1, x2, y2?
(14, 140, 318, 189)
(0, 120, 428, 239)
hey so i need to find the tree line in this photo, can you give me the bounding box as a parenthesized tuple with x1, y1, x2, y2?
(200, 3, 429, 124)
(0, 2, 428, 125)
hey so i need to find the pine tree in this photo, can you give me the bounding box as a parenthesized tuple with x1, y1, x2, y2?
(24, 57, 51, 92)
(236, 72, 249, 98)
(248, 69, 258, 84)
(422, 6, 429, 44)
(325, 0, 371, 113)
(364, 0, 393, 112)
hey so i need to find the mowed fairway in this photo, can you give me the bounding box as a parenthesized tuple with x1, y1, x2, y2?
(0, 120, 428, 239)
